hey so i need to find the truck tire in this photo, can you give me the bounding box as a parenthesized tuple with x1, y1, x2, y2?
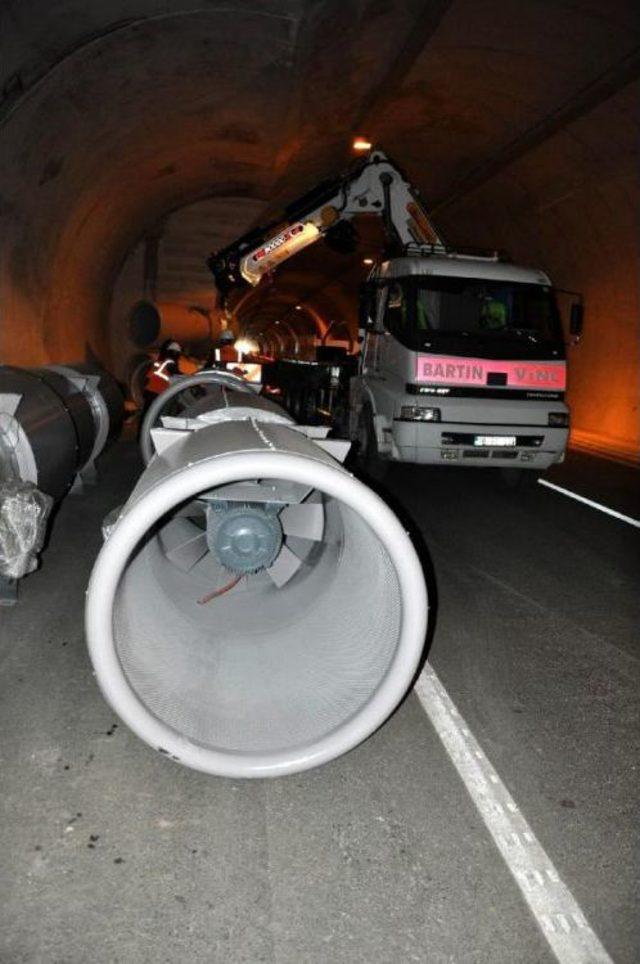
(356, 406, 386, 482)
(499, 467, 536, 490)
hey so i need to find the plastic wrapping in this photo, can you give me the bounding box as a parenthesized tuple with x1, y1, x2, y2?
(0, 481, 53, 579)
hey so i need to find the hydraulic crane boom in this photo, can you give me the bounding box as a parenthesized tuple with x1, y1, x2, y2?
(207, 151, 442, 300)
(205, 149, 574, 480)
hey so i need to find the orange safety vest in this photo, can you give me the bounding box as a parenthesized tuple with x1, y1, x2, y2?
(144, 359, 174, 395)
(214, 346, 238, 363)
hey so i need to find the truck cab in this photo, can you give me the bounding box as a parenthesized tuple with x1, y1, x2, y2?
(351, 252, 570, 471)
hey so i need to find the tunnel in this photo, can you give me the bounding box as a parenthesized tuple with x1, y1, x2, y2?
(1, 0, 638, 459)
(1, 3, 639, 962)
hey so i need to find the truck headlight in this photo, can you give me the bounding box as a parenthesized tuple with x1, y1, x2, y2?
(548, 412, 569, 427)
(400, 406, 441, 422)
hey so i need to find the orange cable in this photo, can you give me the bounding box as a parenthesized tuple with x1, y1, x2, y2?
(197, 573, 242, 605)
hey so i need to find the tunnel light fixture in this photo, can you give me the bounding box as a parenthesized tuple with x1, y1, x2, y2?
(295, 305, 302, 310)
(362, 258, 374, 266)
(352, 137, 372, 152)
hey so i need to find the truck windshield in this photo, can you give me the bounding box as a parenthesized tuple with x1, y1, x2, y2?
(384, 276, 563, 351)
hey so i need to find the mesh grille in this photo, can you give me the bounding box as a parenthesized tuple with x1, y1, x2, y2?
(113, 498, 401, 754)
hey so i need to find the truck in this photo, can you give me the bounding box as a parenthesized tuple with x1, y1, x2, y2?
(208, 150, 582, 477)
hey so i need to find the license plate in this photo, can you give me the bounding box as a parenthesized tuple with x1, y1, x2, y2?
(474, 435, 516, 447)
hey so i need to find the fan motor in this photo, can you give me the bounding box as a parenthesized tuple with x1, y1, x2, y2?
(207, 503, 283, 574)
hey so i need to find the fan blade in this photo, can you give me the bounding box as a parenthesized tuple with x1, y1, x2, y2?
(266, 543, 302, 588)
(173, 498, 207, 519)
(279, 502, 324, 541)
(188, 550, 229, 584)
(282, 535, 319, 564)
(159, 518, 209, 572)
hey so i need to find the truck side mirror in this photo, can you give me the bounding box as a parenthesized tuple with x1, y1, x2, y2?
(358, 282, 376, 330)
(569, 302, 584, 338)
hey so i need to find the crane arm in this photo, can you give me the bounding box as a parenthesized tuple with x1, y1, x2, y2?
(207, 151, 442, 300)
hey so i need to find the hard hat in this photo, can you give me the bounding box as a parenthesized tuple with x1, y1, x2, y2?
(218, 330, 235, 344)
(167, 341, 182, 352)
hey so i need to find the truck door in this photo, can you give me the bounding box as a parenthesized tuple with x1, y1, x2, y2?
(360, 286, 385, 377)
(376, 282, 408, 383)
(373, 281, 416, 431)
(362, 285, 400, 429)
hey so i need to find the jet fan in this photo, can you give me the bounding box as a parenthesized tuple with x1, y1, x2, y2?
(85, 378, 428, 778)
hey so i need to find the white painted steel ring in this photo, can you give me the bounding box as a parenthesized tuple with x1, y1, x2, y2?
(85, 451, 428, 778)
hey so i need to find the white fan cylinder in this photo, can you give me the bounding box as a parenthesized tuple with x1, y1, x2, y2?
(86, 419, 427, 778)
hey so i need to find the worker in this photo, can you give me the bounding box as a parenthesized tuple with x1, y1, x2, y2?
(415, 288, 433, 331)
(385, 282, 409, 333)
(480, 296, 508, 330)
(202, 330, 237, 370)
(142, 339, 183, 410)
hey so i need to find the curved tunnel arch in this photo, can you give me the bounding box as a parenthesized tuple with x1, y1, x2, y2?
(0, 6, 294, 363)
(231, 282, 330, 347)
(1, 0, 638, 459)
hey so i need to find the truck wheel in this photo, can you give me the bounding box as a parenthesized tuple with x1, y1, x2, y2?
(356, 407, 386, 481)
(499, 467, 536, 490)
(331, 402, 349, 439)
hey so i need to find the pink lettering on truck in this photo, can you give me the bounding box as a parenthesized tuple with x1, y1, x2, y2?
(415, 355, 566, 390)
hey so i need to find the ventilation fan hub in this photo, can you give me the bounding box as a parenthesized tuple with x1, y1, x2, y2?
(209, 504, 283, 574)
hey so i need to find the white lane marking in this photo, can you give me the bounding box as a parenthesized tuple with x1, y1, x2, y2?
(415, 665, 614, 964)
(538, 478, 640, 528)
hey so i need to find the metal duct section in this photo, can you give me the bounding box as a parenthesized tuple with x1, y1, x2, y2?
(47, 365, 124, 471)
(139, 369, 259, 465)
(128, 300, 219, 349)
(86, 386, 427, 778)
(0, 364, 123, 499)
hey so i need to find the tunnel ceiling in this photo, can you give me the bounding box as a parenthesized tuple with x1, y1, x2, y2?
(1, 0, 639, 458)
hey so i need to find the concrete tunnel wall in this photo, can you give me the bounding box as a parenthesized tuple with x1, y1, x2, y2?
(0, 0, 638, 460)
